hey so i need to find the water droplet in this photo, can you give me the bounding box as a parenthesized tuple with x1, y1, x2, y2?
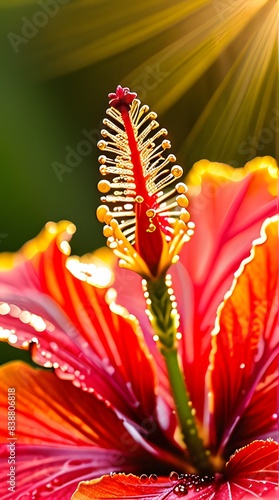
(73, 379, 81, 388)
(149, 474, 158, 483)
(110, 472, 117, 477)
(240, 363, 245, 369)
(140, 474, 148, 483)
(173, 483, 188, 496)
(169, 471, 179, 482)
(172, 474, 214, 496)
(50, 341, 59, 352)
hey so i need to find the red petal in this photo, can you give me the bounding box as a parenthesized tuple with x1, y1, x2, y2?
(208, 217, 278, 452)
(0, 445, 131, 500)
(225, 440, 279, 498)
(111, 159, 278, 425)
(179, 158, 278, 418)
(71, 441, 279, 499)
(0, 362, 152, 499)
(0, 222, 157, 422)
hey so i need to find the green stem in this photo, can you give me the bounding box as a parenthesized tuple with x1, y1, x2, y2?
(145, 276, 213, 475)
(161, 347, 212, 474)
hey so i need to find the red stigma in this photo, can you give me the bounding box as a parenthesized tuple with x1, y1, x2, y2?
(108, 86, 137, 109)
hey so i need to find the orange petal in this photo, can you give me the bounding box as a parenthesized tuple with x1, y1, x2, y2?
(71, 473, 218, 499)
(71, 474, 170, 499)
(208, 216, 278, 453)
(0, 361, 146, 451)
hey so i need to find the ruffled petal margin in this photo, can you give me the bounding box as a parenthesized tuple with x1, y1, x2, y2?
(71, 440, 279, 499)
(179, 157, 278, 418)
(207, 216, 279, 453)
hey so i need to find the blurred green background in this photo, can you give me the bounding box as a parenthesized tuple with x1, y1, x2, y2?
(0, 0, 278, 365)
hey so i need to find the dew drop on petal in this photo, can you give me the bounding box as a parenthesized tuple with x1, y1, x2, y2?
(0, 302, 10, 315)
(10, 304, 21, 317)
(169, 471, 179, 482)
(72, 379, 81, 388)
(173, 483, 188, 496)
(50, 341, 59, 352)
(140, 474, 148, 483)
(52, 478, 61, 486)
(149, 474, 158, 483)
(9, 334, 18, 344)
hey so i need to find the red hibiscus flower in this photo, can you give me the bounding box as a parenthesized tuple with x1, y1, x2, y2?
(0, 87, 278, 499)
